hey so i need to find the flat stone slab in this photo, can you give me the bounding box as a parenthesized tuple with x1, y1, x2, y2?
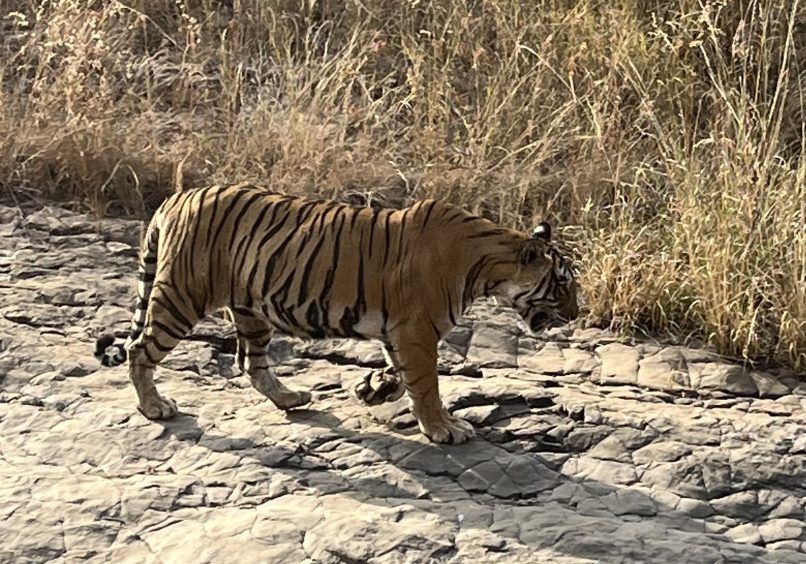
(1, 205, 805, 563)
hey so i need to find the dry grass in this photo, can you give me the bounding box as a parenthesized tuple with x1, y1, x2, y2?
(1, 0, 804, 370)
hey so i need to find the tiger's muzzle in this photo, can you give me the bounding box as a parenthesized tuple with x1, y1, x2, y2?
(528, 311, 567, 333)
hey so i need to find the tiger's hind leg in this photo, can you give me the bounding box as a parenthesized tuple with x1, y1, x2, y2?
(129, 286, 200, 420)
(353, 344, 406, 406)
(232, 310, 311, 410)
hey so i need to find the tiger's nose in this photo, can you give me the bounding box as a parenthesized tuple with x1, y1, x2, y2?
(529, 311, 550, 332)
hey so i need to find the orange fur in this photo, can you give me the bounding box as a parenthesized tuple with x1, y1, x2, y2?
(95, 183, 578, 443)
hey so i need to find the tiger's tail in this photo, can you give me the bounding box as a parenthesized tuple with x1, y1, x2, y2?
(94, 215, 161, 367)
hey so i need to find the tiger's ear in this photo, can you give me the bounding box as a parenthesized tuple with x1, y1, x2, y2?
(532, 221, 551, 241)
(518, 237, 548, 266)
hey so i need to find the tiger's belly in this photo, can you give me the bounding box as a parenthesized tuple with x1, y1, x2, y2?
(256, 300, 386, 341)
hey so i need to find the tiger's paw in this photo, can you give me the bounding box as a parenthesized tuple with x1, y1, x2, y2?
(274, 390, 312, 411)
(137, 394, 178, 420)
(418, 412, 476, 445)
(354, 369, 406, 406)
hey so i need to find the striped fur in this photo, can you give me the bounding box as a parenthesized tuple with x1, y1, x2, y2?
(94, 183, 578, 443)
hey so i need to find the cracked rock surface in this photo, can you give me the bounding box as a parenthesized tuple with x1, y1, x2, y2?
(1, 205, 805, 563)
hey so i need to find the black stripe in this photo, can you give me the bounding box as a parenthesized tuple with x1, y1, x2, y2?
(445, 282, 457, 325)
(305, 301, 326, 338)
(244, 201, 295, 306)
(297, 222, 329, 306)
(421, 200, 437, 229)
(382, 211, 392, 267)
(397, 207, 410, 258)
(339, 227, 367, 339)
(380, 281, 389, 336)
(231, 200, 279, 305)
(149, 338, 174, 353)
(203, 185, 224, 249)
(294, 207, 326, 258)
(185, 187, 215, 311)
(168, 190, 202, 296)
(317, 209, 347, 331)
(142, 345, 158, 364)
(349, 207, 361, 229)
(152, 319, 185, 340)
(468, 229, 507, 239)
(355, 228, 366, 315)
(446, 210, 464, 222)
(367, 207, 380, 258)
(220, 190, 262, 250)
(211, 191, 262, 304)
(463, 255, 490, 306)
(262, 202, 322, 331)
(259, 205, 316, 301)
(251, 334, 273, 348)
(152, 295, 193, 332)
(184, 187, 213, 274)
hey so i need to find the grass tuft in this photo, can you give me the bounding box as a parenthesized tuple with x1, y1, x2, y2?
(1, 1, 804, 370)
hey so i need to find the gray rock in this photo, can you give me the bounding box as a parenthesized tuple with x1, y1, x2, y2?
(633, 440, 693, 465)
(595, 343, 639, 385)
(726, 523, 761, 544)
(2, 205, 806, 563)
(758, 519, 805, 543)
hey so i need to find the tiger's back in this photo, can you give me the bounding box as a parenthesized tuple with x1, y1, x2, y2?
(152, 183, 457, 340)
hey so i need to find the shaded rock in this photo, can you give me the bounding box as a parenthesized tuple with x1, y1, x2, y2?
(676, 497, 713, 518)
(587, 427, 653, 462)
(750, 371, 791, 398)
(689, 363, 758, 396)
(601, 488, 658, 516)
(519, 342, 565, 374)
(564, 425, 613, 452)
(2, 205, 806, 563)
(465, 323, 519, 368)
(710, 491, 766, 520)
(637, 348, 691, 391)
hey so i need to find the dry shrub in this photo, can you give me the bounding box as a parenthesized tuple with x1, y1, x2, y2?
(1, 0, 804, 370)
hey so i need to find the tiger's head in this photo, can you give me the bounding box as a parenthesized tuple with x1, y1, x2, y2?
(500, 222, 579, 333)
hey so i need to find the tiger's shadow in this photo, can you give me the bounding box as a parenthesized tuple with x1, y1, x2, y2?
(151, 406, 777, 563)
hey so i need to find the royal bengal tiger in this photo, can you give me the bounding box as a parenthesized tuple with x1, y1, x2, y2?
(94, 183, 578, 444)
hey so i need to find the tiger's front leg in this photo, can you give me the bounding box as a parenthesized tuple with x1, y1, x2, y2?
(392, 329, 475, 444)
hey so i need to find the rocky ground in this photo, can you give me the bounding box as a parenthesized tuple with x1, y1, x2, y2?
(1, 205, 805, 564)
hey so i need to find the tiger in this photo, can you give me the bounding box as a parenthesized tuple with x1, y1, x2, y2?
(94, 182, 578, 444)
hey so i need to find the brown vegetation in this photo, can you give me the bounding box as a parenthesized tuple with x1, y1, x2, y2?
(1, 1, 804, 370)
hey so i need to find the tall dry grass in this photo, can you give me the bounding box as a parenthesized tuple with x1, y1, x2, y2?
(1, 0, 804, 370)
